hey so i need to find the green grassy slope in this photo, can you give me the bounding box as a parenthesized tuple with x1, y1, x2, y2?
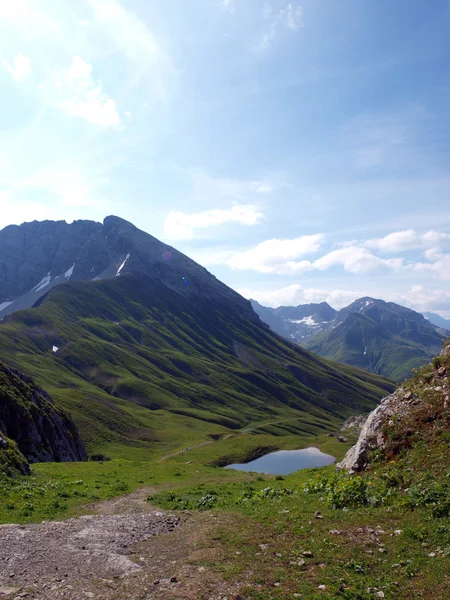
(306, 312, 436, 381)
(0, 274, 393, 459)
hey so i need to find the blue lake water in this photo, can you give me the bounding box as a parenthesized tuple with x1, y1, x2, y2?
(225, 447, 335, 475)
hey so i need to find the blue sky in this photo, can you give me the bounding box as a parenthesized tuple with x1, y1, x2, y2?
(1, 0, 450, 316)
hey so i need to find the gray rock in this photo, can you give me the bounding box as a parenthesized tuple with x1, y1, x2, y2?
(0, 362, 87, 464)
(337, 392, 399, 472)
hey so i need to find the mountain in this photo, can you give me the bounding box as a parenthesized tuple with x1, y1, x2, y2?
(0, 216, 253, 321)
(306, 297, 445, 381)
(0, 360, 86, 466)
(250, 300, 337, 343)
(0, 217, 393, 459)
(423, 311, 450, 331)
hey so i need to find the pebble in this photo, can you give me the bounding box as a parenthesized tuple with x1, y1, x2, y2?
(318, 584, 326, 591)
(302, 551, 314, 558)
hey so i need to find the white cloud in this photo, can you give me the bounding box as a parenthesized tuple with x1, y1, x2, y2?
(313, 246, 404, 274)
(410, 253, 450, 281)
(87, 0, 171, 98)
(258, 2, 303, 50)
(394, 286, 450, 315)
(286, 3, 303, 30)
(28, 164, 107, 208)
(365, 229, 450, 253)
(226, 234, 323, 274)
(1, 53, 31, 81)
(238, 284, 364, 309)
(164, 204, 264, 240)
(189, 172, 276, 204)
(200, 236, 407, 275)
(239, 283, 450, 315)
(313, 246, 383, 274)
(55, 56, 120, 127)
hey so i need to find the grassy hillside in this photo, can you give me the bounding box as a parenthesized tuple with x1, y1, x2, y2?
(307, 312, 437, 381)
(0, 274, 393, 460)
(0, 435, 29, 478)
(1, 345, 445, 597)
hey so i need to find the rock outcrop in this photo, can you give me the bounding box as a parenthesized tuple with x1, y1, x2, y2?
(339, 341, 450, 472)
(0, 361, 87, 464)
(337, 392, 400, 472)
(0, 434, 30, 476)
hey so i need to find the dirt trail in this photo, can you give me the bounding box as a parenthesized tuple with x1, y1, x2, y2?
(158, 434, 234, 462)
(158, 415, 305, 463)
(0, 488, 242, 600)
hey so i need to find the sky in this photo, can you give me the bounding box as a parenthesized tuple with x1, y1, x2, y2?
(1, 0, 450, 317)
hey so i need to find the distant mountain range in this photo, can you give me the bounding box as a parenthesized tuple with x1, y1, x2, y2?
(252, 297, 448, 381)
(250, 300, 337, 343)
(423, 312, 450, 331)
(0, 217, 393, 460)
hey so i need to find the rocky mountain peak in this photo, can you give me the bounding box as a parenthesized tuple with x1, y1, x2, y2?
(0, 216, 257, 323)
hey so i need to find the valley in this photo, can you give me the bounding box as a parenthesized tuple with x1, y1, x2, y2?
(0, 216, 448, 600)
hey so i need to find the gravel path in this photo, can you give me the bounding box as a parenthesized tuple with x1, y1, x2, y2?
(0, 488, 239, 600)
(0, 512, 179, 585)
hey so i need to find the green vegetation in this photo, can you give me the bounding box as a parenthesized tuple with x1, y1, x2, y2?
(146, 344, 450, 598)
(0, 344, 448, 598)
(0, 274, 393, 460)
(306, 311, 442, 381)
(0, 435, 29, 478)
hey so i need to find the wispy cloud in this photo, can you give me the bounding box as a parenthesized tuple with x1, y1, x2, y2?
(87, 0, 172, 98)
(164, 204, 264, 240)
(1, 53, 31, 81)
(54, 56, 120, 127)
(258, 2, 303, 51)
(238, 284, 364, 309)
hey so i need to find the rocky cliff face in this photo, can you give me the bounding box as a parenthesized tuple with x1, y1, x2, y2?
(0, 216, 258, 323)
(0, 361, 87, 464)
(339, 341, 450, 472)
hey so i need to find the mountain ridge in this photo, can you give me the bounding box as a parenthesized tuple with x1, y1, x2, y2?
(252, 296, 445, 381)
(0, 217, 393, 459)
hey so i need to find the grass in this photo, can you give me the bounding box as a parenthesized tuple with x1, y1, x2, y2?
(0, 274, 393, 461)
(306, 310, 443, 382)
(0, 344, 448, 598)
(0, 432, 352, 525)
(147, 346, 450, 598)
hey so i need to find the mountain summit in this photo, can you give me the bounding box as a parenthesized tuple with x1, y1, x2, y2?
(0, 216, 255, 321)
(253, 297, 445, 381)
(0, 217, 392, 458)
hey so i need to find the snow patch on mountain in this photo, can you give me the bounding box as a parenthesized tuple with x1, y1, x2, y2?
(65, 264, 75, 279)
(33, 273, 52, 293)
(116, 254, 131, 277)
